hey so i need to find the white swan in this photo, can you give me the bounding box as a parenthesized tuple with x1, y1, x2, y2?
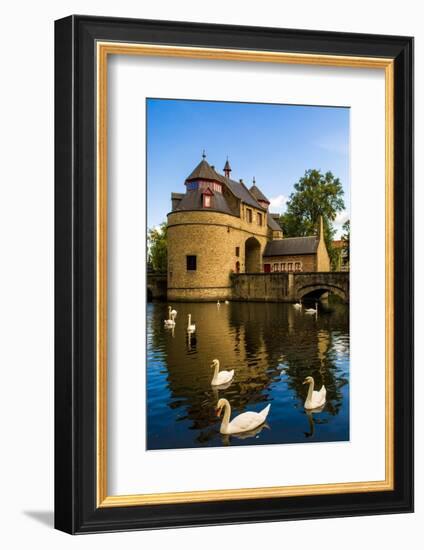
(217, 300, 221, 307)
(304, 302, 318, 315)
(187, 313, 196, 333)
(216, 398, 271, 435)
(164, 310, 176, 327)
(224, 300, 229, 304)
(303, 376, 326, 409)
(293, 300, 302, 310)
(210, 359, 234, 386)
(169, 306, 177, 318)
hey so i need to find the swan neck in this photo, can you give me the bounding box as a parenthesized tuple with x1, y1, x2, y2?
(221, 400, 231, 432)
(212, 361, 219, 383)
(307, 379, 315, 401)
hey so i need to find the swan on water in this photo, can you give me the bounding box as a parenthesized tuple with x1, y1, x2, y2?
(210, 359, 234, 386)
(217, 300, 221, 307)
(169, 306, 177, 318)
(293, 300, 302, 309)
(164, 309, 176, 327)
(215, 398, 271, 435)
(187, 313, 196, 333)
(303, 376, 326, 409)
(224, 300, 229, 304)
(304, 302, 318, 315)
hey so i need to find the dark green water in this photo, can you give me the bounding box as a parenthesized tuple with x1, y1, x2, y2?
(146, 300, 349, 450)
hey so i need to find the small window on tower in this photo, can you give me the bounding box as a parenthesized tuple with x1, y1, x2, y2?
(186, 255, 197, 271)
(257, 212, 262, 225)
(235, 246, 240, 257)
(246, 209, 252, 223)
(203, 194, 211, 208)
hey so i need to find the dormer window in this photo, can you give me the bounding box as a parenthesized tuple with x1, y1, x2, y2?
(202, 187, 213, 208)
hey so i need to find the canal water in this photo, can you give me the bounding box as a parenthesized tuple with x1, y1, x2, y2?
(147, 300, 349, 450)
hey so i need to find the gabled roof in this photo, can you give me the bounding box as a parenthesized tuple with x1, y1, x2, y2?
(225, 178, 266, 210)
(267, 212, 282, 232)
(249, 184, 270, 204)
(263, 236, 318, 256)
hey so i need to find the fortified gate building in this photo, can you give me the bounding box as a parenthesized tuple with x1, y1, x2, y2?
(167, 155, 330, 301)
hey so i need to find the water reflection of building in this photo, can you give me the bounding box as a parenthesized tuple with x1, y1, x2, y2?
(148, 302, 349, 444)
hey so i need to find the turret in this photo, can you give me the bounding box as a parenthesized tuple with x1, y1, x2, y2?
(249, 177, 270, 210)
(223, 158, 232, 178)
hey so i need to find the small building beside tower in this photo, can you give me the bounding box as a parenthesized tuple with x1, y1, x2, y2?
(166, 155, 330, 301)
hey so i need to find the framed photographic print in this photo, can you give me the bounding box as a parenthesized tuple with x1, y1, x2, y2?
(54, 15, 414, 533)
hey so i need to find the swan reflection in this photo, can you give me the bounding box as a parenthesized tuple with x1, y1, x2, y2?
(304, 405, 325, 438)
(221, 422, 270, 445)
(147, 301, 349, 450)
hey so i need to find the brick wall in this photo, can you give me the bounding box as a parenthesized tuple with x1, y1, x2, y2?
(263, 254, 316, 272)
(167, 210, 268, 301)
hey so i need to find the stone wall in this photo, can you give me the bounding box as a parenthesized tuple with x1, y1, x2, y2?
(263, 254, 316, 272)
(231, 272, 349, 303)
(316, 233, 331, 271)
(167, 210, 268, 301)
(231, 272, 294, 302)
(147, 273, 167, 300)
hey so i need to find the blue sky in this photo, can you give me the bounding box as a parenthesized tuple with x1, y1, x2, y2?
(147, 99, 350, 237)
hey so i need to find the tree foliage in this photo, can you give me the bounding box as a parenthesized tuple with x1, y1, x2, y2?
(341, 219, 350, 263)
(147, 222, 167, 272)
(279, 169, 345, 269)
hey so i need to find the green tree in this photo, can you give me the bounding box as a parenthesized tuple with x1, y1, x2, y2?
(279, 169, 345, 270)
(341, 219, 350, 264)
(147, 222, 167, 272)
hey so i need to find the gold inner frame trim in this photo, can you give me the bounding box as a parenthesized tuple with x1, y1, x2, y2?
(96, 42, 394, 508)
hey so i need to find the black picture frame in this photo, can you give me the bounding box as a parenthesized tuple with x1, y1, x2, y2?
(55, 15, 414, 534)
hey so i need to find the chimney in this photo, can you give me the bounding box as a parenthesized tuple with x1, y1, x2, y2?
(318, 215, 324, 241)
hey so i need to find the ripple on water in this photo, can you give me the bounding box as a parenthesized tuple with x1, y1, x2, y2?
(147, 301, 350, 449)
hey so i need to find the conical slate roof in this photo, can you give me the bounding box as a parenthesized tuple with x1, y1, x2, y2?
(185, 159, 220, 182)
(183, 157, 266, 211)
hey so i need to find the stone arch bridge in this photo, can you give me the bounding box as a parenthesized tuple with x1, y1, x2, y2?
(147, 271, 349, 303)
(231, 272, 349, 303)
